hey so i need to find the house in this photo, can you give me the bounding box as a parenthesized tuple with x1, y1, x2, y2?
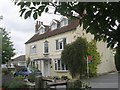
(25, 15, 116, 78)
(13, 55, 26, 67)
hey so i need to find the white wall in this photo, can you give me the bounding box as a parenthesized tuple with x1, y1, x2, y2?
(25, 24, 116, 77)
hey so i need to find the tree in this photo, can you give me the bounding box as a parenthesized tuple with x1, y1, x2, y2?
(114, 47, 120, 71)
(61, 37, 88, 78)
(61, 37, 100, 78)
(14, 1, 120, 49)
(1, 28, 15, 64)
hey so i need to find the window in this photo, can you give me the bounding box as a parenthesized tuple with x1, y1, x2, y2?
(54, 59, 67, 71)
(60, 18, 68, 27)
(56, 38, 66, 50)
(51, 22, 57, 30)
(39, 27, 45, 34)
(44, 41, 49, 54)
(30, 45, 36, 54)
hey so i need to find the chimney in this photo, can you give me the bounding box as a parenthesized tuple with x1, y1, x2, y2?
(35, 21, 42, 33)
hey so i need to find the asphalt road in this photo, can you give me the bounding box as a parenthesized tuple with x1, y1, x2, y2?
(83, 72, 119, 89)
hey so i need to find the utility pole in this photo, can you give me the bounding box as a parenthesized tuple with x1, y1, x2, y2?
(0, 15, 3, 20)
(87, 56, 89, 79)
(0, 15, 3, 28)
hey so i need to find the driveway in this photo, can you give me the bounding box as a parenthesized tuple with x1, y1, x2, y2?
(83, 72, 119, 89)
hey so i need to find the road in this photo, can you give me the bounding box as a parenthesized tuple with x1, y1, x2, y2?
(83, 72, 119, 89)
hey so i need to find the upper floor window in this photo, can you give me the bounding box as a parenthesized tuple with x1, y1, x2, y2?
(60, 18, 68, 27)
(44, 41, 49, 54)
(30, 45, 36, 54)
(56, 38, 66, 50)
(51, 22, 57, 30)
(54, 59, 68, 71)
(39, 27, 45, 34)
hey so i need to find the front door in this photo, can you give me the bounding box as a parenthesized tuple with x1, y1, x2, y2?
(44, 60, 50, 77)
(41, 60, 50, 77)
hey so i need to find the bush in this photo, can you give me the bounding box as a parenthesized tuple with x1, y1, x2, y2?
(61, 75, 68, 80)
(67, 79, 91, 90)
(53, 76, 60, 80)
(28, 73, 36, 83)
(2, 76, 27, 89)
(2, 69, 8, 75)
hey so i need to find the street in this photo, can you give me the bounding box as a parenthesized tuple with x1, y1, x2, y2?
(84, 72, 119, 89)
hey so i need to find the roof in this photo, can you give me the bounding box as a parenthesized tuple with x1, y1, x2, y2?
(13, 55, 25, 61)
(33, 58, 52, 61)
(25, 19, 80, 44)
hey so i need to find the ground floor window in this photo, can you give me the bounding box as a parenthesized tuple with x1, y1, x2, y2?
(54, 59, 67, 71)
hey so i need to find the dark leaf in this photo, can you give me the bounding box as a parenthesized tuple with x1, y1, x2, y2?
(33, 12, 37, 20)
(24, 10, 32, 19)
(20, 8, 26, 17)
(30, 7, 36, 10)
(25, 2, 31, 7)
(45, 7, 48, 12)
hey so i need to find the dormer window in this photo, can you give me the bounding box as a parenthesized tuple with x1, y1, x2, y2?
(60, 18, 68, 27)
(51, 23, 57, 30)
(39, 27, 45, 34)
(60, 19, 68, 27)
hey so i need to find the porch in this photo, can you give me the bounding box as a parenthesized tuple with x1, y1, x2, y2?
(31, 58, 51, 77)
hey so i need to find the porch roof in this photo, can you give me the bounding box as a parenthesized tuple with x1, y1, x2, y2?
(32, 58, 51, 61)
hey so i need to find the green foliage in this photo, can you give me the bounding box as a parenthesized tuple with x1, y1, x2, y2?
(87, 40, 101, 77)
(61, 37, 88, 78)
(26, 57, 30, 67)
(2, 28, 15, 64)
(14, 1, 120, 49)
(61, 37, 100, 78)
(28, 73, 36, 82)
(2, 76, 26, 89)
(8, 76, 26, 89)
(67, 79, 91, 90)
(2, 68, 8, 75)
(114, 46, 120, 71)
(14, 1, 49, 20)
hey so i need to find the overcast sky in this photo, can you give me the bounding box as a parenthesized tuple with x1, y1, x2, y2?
(0, 0, 62, 58)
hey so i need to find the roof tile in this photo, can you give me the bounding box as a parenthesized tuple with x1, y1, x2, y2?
(25, 19, 79, 44)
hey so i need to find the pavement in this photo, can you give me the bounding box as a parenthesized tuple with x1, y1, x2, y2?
(83, 72, 119, 89)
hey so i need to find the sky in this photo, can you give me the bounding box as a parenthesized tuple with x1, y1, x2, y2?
(0, 0, 62, 58)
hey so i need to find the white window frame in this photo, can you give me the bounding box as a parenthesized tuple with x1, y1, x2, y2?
(30, 45, 37, 54)
(51, 22, 57, 30)
(54, 59, 68, 71)
(43, 41, 49, 54)
(56, 38, 66, 51)
(39, 27, 45, 34)
(60, 18, 68, 27)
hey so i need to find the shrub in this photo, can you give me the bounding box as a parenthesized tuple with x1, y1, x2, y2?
(8, 80, 26, 89)
(61, 75, 68, 80)
(67, 79, 91, 90)
(53, 76, 60, 80)
(2, 76, 27, 89)
(2, 69, 8, 75)
(28, 73, 36, 83)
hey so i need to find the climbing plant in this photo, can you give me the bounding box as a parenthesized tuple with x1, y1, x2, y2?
(87, 40, 101, 77)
